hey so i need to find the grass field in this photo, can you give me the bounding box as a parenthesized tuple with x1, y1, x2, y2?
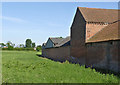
(2, 51, 120, 83)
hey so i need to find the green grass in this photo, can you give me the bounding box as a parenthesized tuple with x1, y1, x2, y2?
(36, 51, 42, 55)
(2, 51, 120, 83)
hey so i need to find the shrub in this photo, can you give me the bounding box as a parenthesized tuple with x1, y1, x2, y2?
(36, 46, 41, 51)
(2, 47, 35, 51)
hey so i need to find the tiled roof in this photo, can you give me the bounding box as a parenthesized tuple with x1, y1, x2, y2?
(78, 7, 119, 23)
(55, 36, 70, 47)
(87, 21, 120, 43)
(49, 37, 64, 45)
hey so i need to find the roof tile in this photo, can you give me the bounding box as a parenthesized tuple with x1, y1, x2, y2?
(87, 21, 120, 43)
(78, 7, 119, 23)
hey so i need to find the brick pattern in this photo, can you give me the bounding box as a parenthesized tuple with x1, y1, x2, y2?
(42, 46, 70, 62)
(42, 7, 120, 73)
(86, 41, 120, 72)
(86, 23, 107, 41)
(70, 8, 86, 64)
(70, 8, 120, 72)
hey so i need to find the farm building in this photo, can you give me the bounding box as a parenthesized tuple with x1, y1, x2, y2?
(43, 37, 64, 48)
(42, 36, 70, 61)
(42, 7, 120, 72)
(70, 7, 120, 72)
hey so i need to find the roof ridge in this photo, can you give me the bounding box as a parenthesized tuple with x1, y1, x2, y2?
(49, 37, 64, 39)
(78, 7, 119, 10)
(77, 7, 119, 23)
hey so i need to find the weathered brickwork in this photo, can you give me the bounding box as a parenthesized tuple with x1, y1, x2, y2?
(86, 41, 120, 72)
(42, 7, 120, 73)
(86, 23, 108, 41)
(42, 46, 70, 62)
(70, 8, 86, 65)
(70, 8, 120, 72)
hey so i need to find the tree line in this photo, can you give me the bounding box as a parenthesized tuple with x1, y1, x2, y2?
(0, 39, 41, 51)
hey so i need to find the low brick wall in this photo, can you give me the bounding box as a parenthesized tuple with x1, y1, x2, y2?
(70, 40, 120, 73)
(86, 40, 120, 73)
(42, 46, 70, 62)
(42, 41, 120, 73)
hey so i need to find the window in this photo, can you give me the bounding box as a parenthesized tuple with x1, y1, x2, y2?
(109, 41, 113, 45)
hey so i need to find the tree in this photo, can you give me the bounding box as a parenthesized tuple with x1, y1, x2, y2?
(7, 41, 12, 45)
(36, 45, 41, 51)
(12, 44, 15, 48)
(32, 43, 35, 48)
(6, 41, 14, 50)
(25, 39, 32, 48)
(0, 43, 6, 48)
(19, 44, 24, 48)
(60, 37, 63, 38)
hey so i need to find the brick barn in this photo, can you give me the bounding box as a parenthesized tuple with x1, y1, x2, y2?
(42, 7, 120, 72)
(71, 7, 120, 72)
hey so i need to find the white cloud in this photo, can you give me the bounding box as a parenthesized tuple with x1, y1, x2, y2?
(0, 16, 27, 23)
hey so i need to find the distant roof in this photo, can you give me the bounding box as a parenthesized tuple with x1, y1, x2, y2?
(87, 21, 120, 43)
(55, 36, 70, 47)
(42, 43, 46, 46)
(49, 37, 64, 45)
(78, 7, 119, 23)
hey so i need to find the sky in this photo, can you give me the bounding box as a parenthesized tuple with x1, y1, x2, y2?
(2, 2, 118, 46)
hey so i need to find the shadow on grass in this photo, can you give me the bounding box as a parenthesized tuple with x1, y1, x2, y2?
(36, 54, 66, 63)
(91, 67, 120, 77)
(36, 54, 120, 78)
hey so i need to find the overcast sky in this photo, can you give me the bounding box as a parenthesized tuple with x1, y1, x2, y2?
(2, 2, 118, 46)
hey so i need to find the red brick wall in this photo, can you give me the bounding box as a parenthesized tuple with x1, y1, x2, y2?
(42, 8, 120, 73)
(109, 41, 120, 72)
(86, 42, 109, 70)
(86, 41, 120, 72)
(86, 43, 106, 66)
(70, 8, 86, 65)
(42, 46, 70, 61)
(86, 23, 107, 41)
(70, 8, 120, 72)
